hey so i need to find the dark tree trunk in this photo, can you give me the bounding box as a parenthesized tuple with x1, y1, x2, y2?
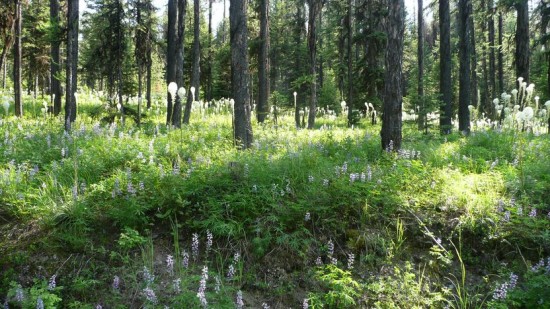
(439, 0, 452, 134)
(458, 0, 471, 134)
(257, 0, 270, 123)
(166, 0, 178, 124)
(230, 0, 253, 148)
(183, 0, 200, 125)
(307, 0, 321, 129)
(50, 0, 62, 115)
(207, 0, 213, 102)
(480, 0, 490, 116)
(346, 0, 353, 127)
(14, 0, 22, 117)
(65, 0, 79, 130)
(294, 3, 303, 129)
(515, 0, 529, 83)
(488, 0, 495, 101)
(498, 12, 504, 93)
(469, 7, 478, 110)
(169, 0, 186, 126)
(417, 0, 425, 131)
(381, 0, 404, 151)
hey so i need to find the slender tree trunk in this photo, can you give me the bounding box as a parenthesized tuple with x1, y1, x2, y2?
(166, 0, 178, 124)
(417, 0, 425, 131)
(183, 0, 200, 125)
(515, 0, 529, 83)
(488, 0, 495, 101)
(458, 0, 471, 134)
(381, 0, 404, 151)
(294, 4, 303, 129)
(469, 8, 478, 110)
(65, 0, 79, 130)
(480, 0, 491, 116)
(14, 0, 22, 117)
(169, 0, 186, 126)
(439, 0, 452, 134)
(230, 0, 253, 148)
(50, 0, 62, 115)
(207, 0, 213, 102)
(498, 12, 504, 93)
(346, 0, 353, 127)
(257, 0, 270, 123)
(307, 0, 321, 129)
(319, 7, 323, 88)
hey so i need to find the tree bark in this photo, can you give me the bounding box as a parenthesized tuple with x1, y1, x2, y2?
(257, 0, 270, 123)
(381, 0, 404, 151)
(458, 0, 471, 134)
(498, 12, 504, 93)
(166, 0, 178, 124)
(307, 0, 321, 129)
(417, 0, 424, 131)
(168, 0, 186, 126)
(439, 0, 452, 134)
(346, 0, 353, 127)
(230, 0, 253, 148)
(183, 0, 200, 125)
(488, 0, 495, 101)
(515, 0, 529, 83)
(14, 0, 22, 117)
(469, 6, 478, 110)
(207, 0, 213, 102)
(65, 0, 79, 130)
(50, 0, 62, 115)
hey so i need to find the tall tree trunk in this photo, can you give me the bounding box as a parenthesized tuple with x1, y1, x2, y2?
(183, 0, 200, 125)
(50, 0, 62, 115)
(469, 7, 478, 110)
(498, 12, 504, 93)
(458, 0, 471, 134)
(65, 0, 79, 130)
(207, 0, 213, 102)
(294, 3, 303, 129)
(14, 0, 22, 117)
(515, 0, 529, 83)
(346, 0, 353, 127)
(307, 0, 321, 129)
(168, 0, 186, 126)
(480, 0, 490, 116)
(381, 0, 404, 151)
(488, 0, 495, 101)
(166, 0, 178, 124)
(439, 0, 452, 134)
(417, 0, 425, 131)
(230, 0, 253, 148)
(257, 0, 270, 123)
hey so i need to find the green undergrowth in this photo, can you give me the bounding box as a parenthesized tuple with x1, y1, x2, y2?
(0, 100, 549, 307)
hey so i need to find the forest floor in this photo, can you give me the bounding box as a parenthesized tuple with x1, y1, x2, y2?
(1, 96, 550, 308)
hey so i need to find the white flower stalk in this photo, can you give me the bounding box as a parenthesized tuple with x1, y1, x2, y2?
(493, 98, 499, 106)
(293, 91, 297, 108)
(535, 96, 540, 112)
(168, 82, 178, 101)
(177, 87, 186, 101)
(190, 86, 196, 103)
(511, 89, 518, 104)
(523, 106, 534, 121)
